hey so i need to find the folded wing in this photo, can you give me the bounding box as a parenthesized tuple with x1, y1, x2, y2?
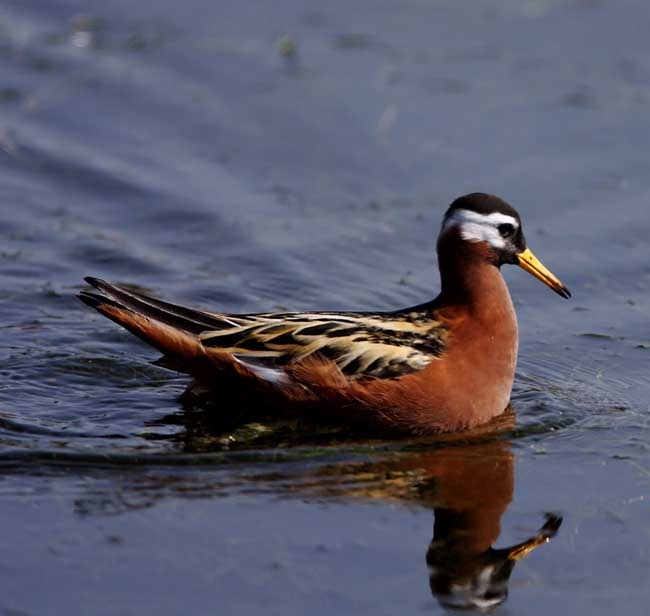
(199, 311, 447, 379)
(79, 278, 448, 381)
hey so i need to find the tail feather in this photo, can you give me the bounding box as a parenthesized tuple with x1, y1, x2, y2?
(79, 278, 221, 371)
(78, 279, 283, 389)
(82, 277, 232, 335)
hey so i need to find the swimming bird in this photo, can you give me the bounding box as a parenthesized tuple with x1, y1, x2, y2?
(79, 193, 570, 434)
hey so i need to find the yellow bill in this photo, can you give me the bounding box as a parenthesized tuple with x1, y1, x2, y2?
(516, 248, 571, 299)
(507, 514, 562, 561)
(507, 535, 551, 561)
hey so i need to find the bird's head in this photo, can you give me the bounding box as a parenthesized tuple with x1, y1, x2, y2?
(440, 193, 571, 299)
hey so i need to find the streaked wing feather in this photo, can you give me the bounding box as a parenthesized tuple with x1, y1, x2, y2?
(199, 311, 447, 379)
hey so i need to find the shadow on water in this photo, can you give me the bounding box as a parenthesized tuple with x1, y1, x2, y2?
(0, 407, 562, 611)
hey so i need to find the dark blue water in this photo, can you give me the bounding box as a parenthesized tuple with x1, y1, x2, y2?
(1, 1, 649, 613)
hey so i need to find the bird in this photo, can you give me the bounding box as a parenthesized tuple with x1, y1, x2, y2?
(78, 193, 570, 435)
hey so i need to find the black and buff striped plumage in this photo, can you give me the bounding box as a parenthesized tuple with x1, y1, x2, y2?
(200, 310, 448, 378)
(80, 278, 448, 381)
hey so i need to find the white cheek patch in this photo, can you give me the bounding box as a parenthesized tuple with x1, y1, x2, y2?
(442, 209, 519, 249)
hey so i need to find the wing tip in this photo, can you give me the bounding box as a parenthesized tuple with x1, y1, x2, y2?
(78, 288, 126, 312)
(83, 276, 113, 293)
(78, 278, 126, 312)
(78, 290, 104, 309)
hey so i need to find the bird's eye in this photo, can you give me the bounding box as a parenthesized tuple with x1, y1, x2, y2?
(498, 223, 515, 237)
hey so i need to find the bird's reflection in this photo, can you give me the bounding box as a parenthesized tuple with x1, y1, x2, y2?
(416, 442, 561, 610)
(73, 411, 561, 610)
(288, 426, 561, 610)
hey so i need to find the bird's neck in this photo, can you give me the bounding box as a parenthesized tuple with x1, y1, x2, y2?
(431, 237, 519, 428)
(436, 239, 510, 316)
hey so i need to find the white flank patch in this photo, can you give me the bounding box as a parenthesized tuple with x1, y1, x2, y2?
(233, 356, 290, 386)
(442, 209, 518, 249)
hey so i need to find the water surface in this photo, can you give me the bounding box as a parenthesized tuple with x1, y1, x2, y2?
(1, 1, 649, 614)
